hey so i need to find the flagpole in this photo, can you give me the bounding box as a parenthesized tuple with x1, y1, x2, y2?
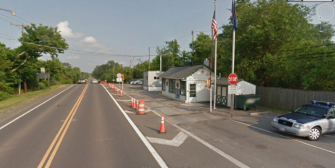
(231, 0, 236, 118)
(214, 0, 217, 109)
(210, 24, 214, 112)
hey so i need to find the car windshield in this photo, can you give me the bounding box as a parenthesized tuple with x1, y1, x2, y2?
(294, 105, 328, 118)
(79, 78, 85, 80)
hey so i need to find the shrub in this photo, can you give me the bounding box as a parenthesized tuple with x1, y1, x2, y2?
(0, 91, 10, 101)
(39, 82, 46, 89)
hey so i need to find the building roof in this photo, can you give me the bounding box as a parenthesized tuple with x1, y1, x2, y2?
(216, 77, 244, 85)
(160, 65, 207, 79)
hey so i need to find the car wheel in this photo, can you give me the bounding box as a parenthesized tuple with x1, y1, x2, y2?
(308, 127, 321, 141)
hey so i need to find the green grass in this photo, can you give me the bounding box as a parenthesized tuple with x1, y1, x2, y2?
(0, 85, 69, 114)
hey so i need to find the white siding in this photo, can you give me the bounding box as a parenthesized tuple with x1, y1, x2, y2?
(143, 71, 164, 91)
(186, 67, 210, 102)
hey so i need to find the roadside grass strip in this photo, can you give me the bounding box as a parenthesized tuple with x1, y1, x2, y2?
(0, 85, 74, 131)
(102, 84, 168, 168)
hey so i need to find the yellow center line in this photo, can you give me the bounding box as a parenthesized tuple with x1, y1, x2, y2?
(38, 84, 89, 168)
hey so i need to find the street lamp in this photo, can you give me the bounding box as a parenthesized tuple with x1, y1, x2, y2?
(0, 8, 16, 16)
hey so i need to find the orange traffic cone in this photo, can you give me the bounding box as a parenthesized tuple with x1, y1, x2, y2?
(120, 90, 123, 97)
(159, 115, 166, 133)
(131, 97, 133, 107)
(136, 99, 139, 110)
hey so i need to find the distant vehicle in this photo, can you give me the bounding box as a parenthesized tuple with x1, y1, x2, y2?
(78, 78, 86, 84)
(134, 79, 143, 85)
(130, 80, 137, 85)
(92, 79, 98, 84)
(271, 100, 335, 141)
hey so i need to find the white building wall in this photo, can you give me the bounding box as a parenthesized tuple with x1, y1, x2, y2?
(144, 71, 164, 91)
(186, 67, 210, 102)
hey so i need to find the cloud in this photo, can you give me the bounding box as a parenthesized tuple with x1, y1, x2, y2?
(57, 21, 82, 38)
(82, 36, 97, 44)
(78, 36, 111, 53)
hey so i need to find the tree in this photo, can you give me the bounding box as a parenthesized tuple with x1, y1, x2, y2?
(219, 0, 334, 88)
(189, 32, 213, 65)
(10, 24, 68, 73)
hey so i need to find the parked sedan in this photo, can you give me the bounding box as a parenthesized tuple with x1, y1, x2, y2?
(271, 100, 335, 141)
(78, 78, 86, 84)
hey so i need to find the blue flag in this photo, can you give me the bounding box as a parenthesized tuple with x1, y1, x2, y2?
(231, 0, 238, 31)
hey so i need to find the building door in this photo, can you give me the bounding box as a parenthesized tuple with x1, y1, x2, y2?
(189, 83, 197, 102)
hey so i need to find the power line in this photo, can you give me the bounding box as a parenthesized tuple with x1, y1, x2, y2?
(0, 17, 12, 22)
(15, 15, 31, 24)
(0, 32, 17, 38)
(0, 13, 23, 24)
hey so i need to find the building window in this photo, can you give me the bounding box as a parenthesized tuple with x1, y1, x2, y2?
(190, 84, 196, 97)
(180, 81, 186, 96)
(169, 79, 175, 93)
(162, 79, 165, 91)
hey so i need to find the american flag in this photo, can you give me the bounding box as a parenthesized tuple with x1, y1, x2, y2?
(212, 11, 218, 41)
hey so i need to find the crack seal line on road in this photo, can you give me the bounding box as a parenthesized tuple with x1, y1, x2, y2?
(38, 84, 89, 168)
(231, 119, 335, 155)
(0, 85, 74, 131)
(102, 84, 168, 168)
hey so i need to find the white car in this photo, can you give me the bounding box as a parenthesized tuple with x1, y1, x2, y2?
(134, 79, 143, 85)
(92, 79, 98, 84)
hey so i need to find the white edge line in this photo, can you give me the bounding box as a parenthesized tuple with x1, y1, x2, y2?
(102, 85, 168, 168)
(231, 119, 335, 155)
(0, 85, 74, 131)
(149, 104, 249, 168)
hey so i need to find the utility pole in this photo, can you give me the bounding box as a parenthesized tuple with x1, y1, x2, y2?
(148, 47, 150, 71)
(214, 0, 217, 109)
(192, 30, 194, 52)
(129, 59, 132, 83)
(113, 62, 115, 83)
(160, 54, 162, 72)
(10, 23, 32, 34)
(121, 64, 123, 91)
(10, 23, 32, 93)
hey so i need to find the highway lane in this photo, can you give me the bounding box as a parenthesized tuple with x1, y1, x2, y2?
(0, 84, 160, 168)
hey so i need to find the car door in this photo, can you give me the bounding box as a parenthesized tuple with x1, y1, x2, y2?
(327, 108, 335, 132)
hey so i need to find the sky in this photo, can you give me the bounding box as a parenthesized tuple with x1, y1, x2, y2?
(0, 0, 334, 73)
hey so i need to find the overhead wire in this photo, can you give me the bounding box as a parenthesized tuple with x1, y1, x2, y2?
(0, 17, 12, 22)
(15, 15, 31, 24)
(0, 13, 23, 24)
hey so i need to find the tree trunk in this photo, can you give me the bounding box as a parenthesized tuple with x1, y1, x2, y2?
(24, 77, 27, 93)
(10, 50, 27, 66)
(11, 55, 30, 73)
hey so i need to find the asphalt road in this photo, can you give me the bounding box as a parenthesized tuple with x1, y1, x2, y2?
(0, 84, 159, 168)
(1, 83, 335, 168)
